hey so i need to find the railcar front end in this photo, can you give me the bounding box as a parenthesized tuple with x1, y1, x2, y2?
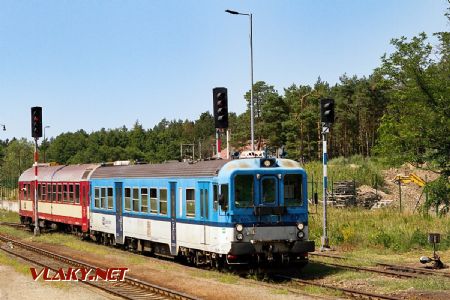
(217, 158, 315, 265)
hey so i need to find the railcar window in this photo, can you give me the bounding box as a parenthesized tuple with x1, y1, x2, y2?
(141, 188, 148, 213)
(42, 184, 47, 201)
(38, 184, 42, 201)
(57, 184, 62, 202)
(220, 184, 229, 211)
(63, 185, 69, 203)
(69, 184, 74, 203)
(124, 188, 131, 211)
(261, 178, 276, 204)
(150, 188, 157, 213)
(186, 188, 195, 217)
(234, 175, 254, 208)
(108, 187, 113, 209)
(101, 187, 107, 209)
(160, 189, 167, 215)
(132, 188, 139, 212)
(75, 185, 80, 204)
(284, 174, 302, 206)
(94, 187, 100, 208)
(213, 184, 218, 211)
(52, 184, 56, 201)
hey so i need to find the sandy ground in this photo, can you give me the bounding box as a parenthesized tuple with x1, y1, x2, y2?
(0, 264, 120, 300)
(0, 240, 321, 300)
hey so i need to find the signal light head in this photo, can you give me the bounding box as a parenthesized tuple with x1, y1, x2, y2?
(212, 87, 229, 129)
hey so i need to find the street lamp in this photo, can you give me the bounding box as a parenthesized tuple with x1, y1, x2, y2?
(43, 125, 50, 163)
(225, 9, 254, 151)
(0, 124, 5, 131)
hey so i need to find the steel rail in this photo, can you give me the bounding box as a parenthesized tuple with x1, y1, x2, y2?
(0, 233, 199, 300)
(274, 274, 403, 300)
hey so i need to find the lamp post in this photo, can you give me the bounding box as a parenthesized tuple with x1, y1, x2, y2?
(225, 9, 254, 151)
(43, 125, 50, 163)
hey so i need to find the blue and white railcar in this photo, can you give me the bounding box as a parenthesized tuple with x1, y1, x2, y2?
(89, 158, 314, 266)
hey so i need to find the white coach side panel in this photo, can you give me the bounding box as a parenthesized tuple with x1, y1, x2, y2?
(123, 217, 171, 244)
(90, 212, 116, 235)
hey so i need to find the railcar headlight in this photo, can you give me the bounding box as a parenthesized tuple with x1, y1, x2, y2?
(235, 224, 244, 232)
(236, 233, 244, 240)
(297, 231, 304, 239)
(297, 223, 304, 230)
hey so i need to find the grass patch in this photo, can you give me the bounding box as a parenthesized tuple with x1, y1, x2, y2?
(0, 225, 31, 239)
(309, 207, 450, 253)
(32, 233, 112, 256)
(271, 288, 289, 295)
(372, 277, 450, 293)
(0, 250, 30, 275)
(0, 209, 20, 223)
(301, 284, 344, 297)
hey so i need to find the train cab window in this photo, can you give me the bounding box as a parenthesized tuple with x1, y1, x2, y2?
(94, 187, 100, 208)
(159, 189, 167, 215)
(220, 184, 229, 211)
(132, 188, 139, 212)
(150, 188, 157, 213)
(124, 188, 131, 211)
(234, 175, 254, 208)
(107, 187, 113, 209)
(141, 188, 148, 213)
(213, 184, 218, 211)
(186, 188, 195, 217)
(261, 177, 276, 204)
(101, 187, 107, 209)
(284, 174, 302, 206)
(75, 185, 80, 204)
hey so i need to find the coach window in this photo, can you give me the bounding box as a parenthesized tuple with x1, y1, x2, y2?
(38, 184, 42, 201)
(42, 184, 47, 201)
(150, 188, 158, 213)
(284, 174, 302, 206)
(94, 187, 100, 208)
(132, 188, 139, 212)
(186, 188, 195, 217)
(124, 188, 131, 211)
(159, 189, 167, 215)
(64, 185, 69, 203)
(220, 184, 229, 211)
(101, 187, 107, 209)
(141, 188, 148, 213)
(69, 184, 74, 203)
(213, 184, 218, 211)
(234, 175, 254, 208)
(57, 184, 62, 202)
(108, 187, 113, 209)
(75, 185, 80, 204)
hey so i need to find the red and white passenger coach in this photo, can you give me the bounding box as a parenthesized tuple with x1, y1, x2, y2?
(18, 164, 99, 233)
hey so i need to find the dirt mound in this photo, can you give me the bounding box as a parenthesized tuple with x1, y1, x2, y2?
(381, 164, 439, 212)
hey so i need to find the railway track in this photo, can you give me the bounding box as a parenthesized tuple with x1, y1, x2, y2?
(310, 251, 450, 279)
(0, 233, 199, 300)
(274, 274, 403, 300)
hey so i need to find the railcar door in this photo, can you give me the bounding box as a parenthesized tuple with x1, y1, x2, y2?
(169, 182, 177, 255)
(199, 182, 210, 245)
(115, 182, 124, 244)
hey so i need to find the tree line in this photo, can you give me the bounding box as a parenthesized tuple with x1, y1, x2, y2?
(1, 8, 448, 211)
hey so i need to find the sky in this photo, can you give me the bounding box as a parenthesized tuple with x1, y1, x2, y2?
(0, 0, 448, 141)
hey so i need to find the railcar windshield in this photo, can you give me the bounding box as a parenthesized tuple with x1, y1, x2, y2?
(261, 177, 276, 204)
(284, 174, 303, 206)
(234, 175, 254, 208)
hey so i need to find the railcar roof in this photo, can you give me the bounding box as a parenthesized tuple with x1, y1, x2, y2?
(19, 164, 100, 182)
(91, 160, 229, 179)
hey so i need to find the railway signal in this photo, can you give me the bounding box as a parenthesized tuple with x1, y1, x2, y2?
(31, 106, 43, 138)
(320, 98, 335, 124)
(213, 87, 229, 129)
